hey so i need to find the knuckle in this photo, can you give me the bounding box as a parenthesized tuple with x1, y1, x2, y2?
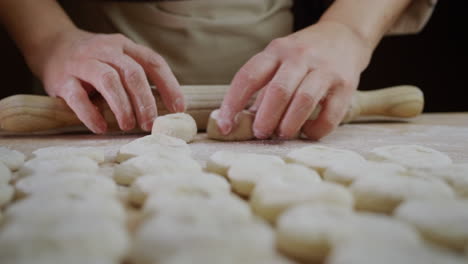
(100, 69, 119, 87)
(124, 67, 144, 86)
(296, 91, 318, 107)
(268, 82, 292, 99)
(109, 33, 128, 43)
(267, 37, 289, 51)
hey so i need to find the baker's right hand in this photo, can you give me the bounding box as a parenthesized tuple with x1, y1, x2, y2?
(32, 29, 185, 134)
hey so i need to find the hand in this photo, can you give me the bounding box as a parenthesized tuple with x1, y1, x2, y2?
(217, 21, 373, 140)
(32, 29, 185, 133)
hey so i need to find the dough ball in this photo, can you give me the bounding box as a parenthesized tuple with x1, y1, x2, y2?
(152, 113, 197, 143)
(206, 109, 255, 141)
(323, 161, 406, 186)
(367, 145, 452, 169)
(0, 147, 25, 171)
(116, 134, 191, 163)
(326, 239, 467, 264)
(277, 204, 420, 262)
(17, 156, 99, 177)
(143, 192, 252, 222)
(132, 215, 274, 264)
(395, 199, 468, 250)
(407, 164, 468, 197)
(0, 184, 14, 208)
(129, 172, 230, 206)
(32, 146, 105, 163)
(113, 154, 202, 186)
(15, 173, 118, 199)
(0, 162, 12, 184)
(206, 150, 284, 176)
(286, 145, 365, 174)
(351, 174, 455, 213)
(228, 161, 320, 197)
(250, 176, 353, 223)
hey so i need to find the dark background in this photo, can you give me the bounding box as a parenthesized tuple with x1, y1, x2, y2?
(0, 0, 466, 112)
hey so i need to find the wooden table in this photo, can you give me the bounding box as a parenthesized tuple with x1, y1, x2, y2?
(1, 113, 467, 164)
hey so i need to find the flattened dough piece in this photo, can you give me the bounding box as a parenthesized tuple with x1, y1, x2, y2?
(0, 147, 25, 171)
(15, 173, 117, 198)
(407, 164, 468, 197)
(327, 240, 467, 264)
(129, 172, 230, 206)
(250, 176, 352, 223)
(228, 161, 320, 197)
(116, 134, 191, 163)
(286, 145, 365, 174)
(367, 144, 452, 169)
(207, 110, 255, 141)
(324, 161, 406, 186)
(152, 113, 197, 143)
(0, 162, 12, 184)
(395, 199, 468, 250)
(32, 146, 105, 163)
(0, 184, 14, 207)
(206, 150, 284, 176)
(351, 174, 455, 213)
(114, 154, 202, 185)
(277, 204, 420, 262)
(17, 156, 99, 177)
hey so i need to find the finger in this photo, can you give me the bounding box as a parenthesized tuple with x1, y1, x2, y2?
(101, 54, 158, 131)
(277, 70, 332, 139)
(58, 78, 107, 134)
(302, 85, 353, 140)
(123, 42, 185, 113)
(217, 52, 279, 134)
(248, 89, 266, 113)
(71, 59, 136, 131)
(253, 63, 308, 139)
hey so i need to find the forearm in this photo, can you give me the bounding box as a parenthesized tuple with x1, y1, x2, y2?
(0, 0, 77, 74)
(319, 0, 412, 50)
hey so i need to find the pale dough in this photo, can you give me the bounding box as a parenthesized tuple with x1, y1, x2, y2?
(228, 161, 320, 197)
(286, 145, 365, 174)
(276, 204, 420, 262)
(0, 184, 14, 208)
(206, 150, 284, 176)
(250, 177, 353, 223)
(206, 109, 255, 141)
(32, 146, 105, 163)
(132, 215, 274, 264)
(326, 239, 467, 264)
(17, 156, 99, 177)
(113, 154, 202, 185)
(0, 147, 25, 171)
(367, 144, 453, 169)
(0, 161, 12, 184)
(15, 173, 118, 199)
(152, 113, 198, 143)
(116, 134, 191, 162)
(323, 160, 406, 186)
(129, 172, 230, 206)
(395, 199, 468, 251)
(351, 174, 455, 213)
(407, 164, 468, 197)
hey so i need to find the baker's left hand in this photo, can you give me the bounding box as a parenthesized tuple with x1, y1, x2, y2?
(217, 21, 373, 140)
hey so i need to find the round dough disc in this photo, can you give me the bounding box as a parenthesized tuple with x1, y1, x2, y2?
(152, 113, 197, 143)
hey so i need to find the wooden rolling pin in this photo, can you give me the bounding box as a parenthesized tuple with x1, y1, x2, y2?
(0, 85, 423, 134)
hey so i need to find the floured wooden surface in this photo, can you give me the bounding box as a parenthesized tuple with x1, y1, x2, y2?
(1, 113, 467, 164)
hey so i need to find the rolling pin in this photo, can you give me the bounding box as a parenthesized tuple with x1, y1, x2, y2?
(0, 85, 423, 134)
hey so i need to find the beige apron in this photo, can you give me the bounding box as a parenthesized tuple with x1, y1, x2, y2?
(62, 0, 436, 86)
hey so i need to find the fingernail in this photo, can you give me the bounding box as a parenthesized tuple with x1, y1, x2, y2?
(254, 129, 269, 139)
(172, 97, 185, 113)
(248, 105, 258, 113)
(217, 119, 232, 135)
(142, 120, 153, 132)
(277, 133, 288, 140)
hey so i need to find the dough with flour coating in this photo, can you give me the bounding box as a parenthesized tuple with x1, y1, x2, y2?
(0, 184, 14, 207)
(114, 154, 202, 185)
(32, 146, 105, 163)
(0, 147, 25, 171)
(206, 150, 284, 176)
(0, 162, 12, 184)
(17, 156, 99, 177)
(152, 113, 197, 143)
(367, 145, 452, 169)
(286, 145, 365, 174)
(116, 134, 191, 162)
(206, 110, 255, 141)
(395, 199, 468, 250)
